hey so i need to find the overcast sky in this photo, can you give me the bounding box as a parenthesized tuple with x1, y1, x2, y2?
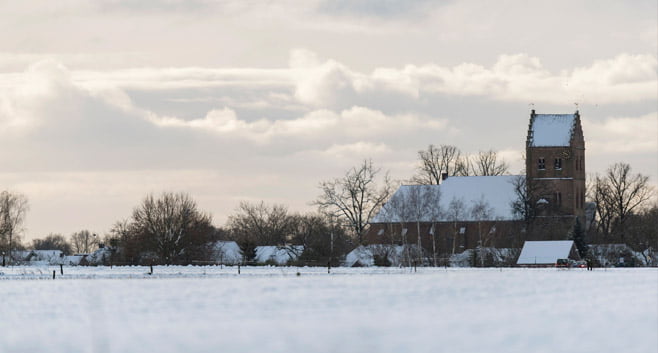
(1, 0, 656, 240)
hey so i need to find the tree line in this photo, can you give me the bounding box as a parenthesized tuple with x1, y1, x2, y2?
(1, 144, 654, 266)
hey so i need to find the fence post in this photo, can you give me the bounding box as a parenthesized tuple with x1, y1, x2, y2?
(52, 270, 56, 279)
(238, 264, 240, 275)
(60, 264, 63, 275)
(149, 263, 153, 275)
(327, 261, 331, 274)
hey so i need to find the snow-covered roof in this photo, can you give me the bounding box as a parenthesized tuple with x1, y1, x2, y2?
(255, 245, 304, 265)
(211, 241, 243, 264)
(529, 114, 576, 147)
(516, 241, 576, 265)
(371, 175, 522, 223)
(344, 244, 420, 267)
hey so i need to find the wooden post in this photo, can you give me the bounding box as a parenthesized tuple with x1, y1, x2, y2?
(60, 264, 63, 275)
(414, 261, 417, 273)
(238, 264, 240, 275)
(149, 263, 153, 275)
(327, 261, 331, 274)
(52, 270, 56, 279)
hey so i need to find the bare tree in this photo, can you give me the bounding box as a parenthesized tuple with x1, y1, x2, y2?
(470, 197, 494, 267)
(450, 149, 509, 176)
(591, 177, 615, 237)
(381, 185, 441, 266)
(447, 197, 467, 254)
(32, 234, 72, 255)
(625, 204, 658, 265)
(510, 175, 557, 237)
(454, 155, 473, 176)
(593, 163, 653, 241)
(228, 201, 291, 245)
(315, 159, 393, 244)
(288, 213, 350, 266)
(131, 192, 214, 264)
(412, 145, 462, 184)
(0, 191, 29, 265)
(468, 150, 510, 176)
(227, 201, 292, 262)
(70, 230, 100, 254)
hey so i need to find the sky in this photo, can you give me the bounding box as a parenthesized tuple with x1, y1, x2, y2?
(0, 0, 656, 240)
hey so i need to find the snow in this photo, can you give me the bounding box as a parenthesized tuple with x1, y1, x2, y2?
(344, 244, 420, 267)
(0, 266, 656, 353)
(517, 240, 576, 265)
(13, 250, 65, 265)
(255, 245, 304, 265)
(372, 175, 521, 223)
(529, 114, 575, 147)
(211, 240, 243, 264)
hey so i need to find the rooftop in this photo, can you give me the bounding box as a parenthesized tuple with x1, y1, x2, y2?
(529, 113, 577, 147)
(371, 175, 522, 223)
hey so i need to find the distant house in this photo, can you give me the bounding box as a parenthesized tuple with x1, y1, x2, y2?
(516, 240, 581, 266)
(15, 250, 64, 265)
(344, 244, 421, 267)
(255, 245, 304, 265)
(210, 241, 243, 265)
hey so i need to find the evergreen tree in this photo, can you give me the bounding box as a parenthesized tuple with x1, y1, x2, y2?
(571, 218, 588, 259)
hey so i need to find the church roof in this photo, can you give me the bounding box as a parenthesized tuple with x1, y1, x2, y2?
(528, 113, 577, 147)
(371, 175, 522, 223)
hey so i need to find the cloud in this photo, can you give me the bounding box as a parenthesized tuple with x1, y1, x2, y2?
(316, 0, 436, 18)
(584, 112, 658, 154)
(369, 53, 657, 104)
(149, 105, 448, 144)
(291, 51, 657, 108)
(0, 58, 452, 175)
(4, 51, 653, 113)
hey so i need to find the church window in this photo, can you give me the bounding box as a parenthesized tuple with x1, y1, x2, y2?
(538, 158, 545, 170)
(554, 158, 562, 170)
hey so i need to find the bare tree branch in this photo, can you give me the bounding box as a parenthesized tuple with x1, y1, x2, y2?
(315, 159, 393, 244)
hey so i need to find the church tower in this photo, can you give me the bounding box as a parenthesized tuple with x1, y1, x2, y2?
(526, 110, 586, 222)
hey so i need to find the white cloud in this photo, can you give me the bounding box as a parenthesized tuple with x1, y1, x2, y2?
(369, 53, 657, 104)
(584, 112, 658, 154)
(3, 51, 654, 114)
(148, 105, 448, 143)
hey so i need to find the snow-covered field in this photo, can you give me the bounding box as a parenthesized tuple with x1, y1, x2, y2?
(1, 266, 656, 353)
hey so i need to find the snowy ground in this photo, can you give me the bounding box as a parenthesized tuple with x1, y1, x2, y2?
(1, 266, 656, 353)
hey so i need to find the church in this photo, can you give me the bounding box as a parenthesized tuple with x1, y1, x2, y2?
(364, 110, 586, 257)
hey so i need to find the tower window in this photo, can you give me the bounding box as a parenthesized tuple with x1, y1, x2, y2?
(555, 192, 562, 206)
(538, 158, 545, 170)
(554, 158, 562, 170)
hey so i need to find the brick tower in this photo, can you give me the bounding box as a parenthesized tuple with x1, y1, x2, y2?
(526, 110, 586, 224)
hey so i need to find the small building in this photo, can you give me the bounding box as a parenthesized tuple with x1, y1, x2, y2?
(211, 240, 243, 265)
(255, 245, 304, 265)
(516, 240, 580, 266)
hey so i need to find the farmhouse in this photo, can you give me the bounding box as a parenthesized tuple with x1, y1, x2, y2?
(364, 110, 586, 256)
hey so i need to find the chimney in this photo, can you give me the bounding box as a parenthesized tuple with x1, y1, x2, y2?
(441, 173, 448, 182)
